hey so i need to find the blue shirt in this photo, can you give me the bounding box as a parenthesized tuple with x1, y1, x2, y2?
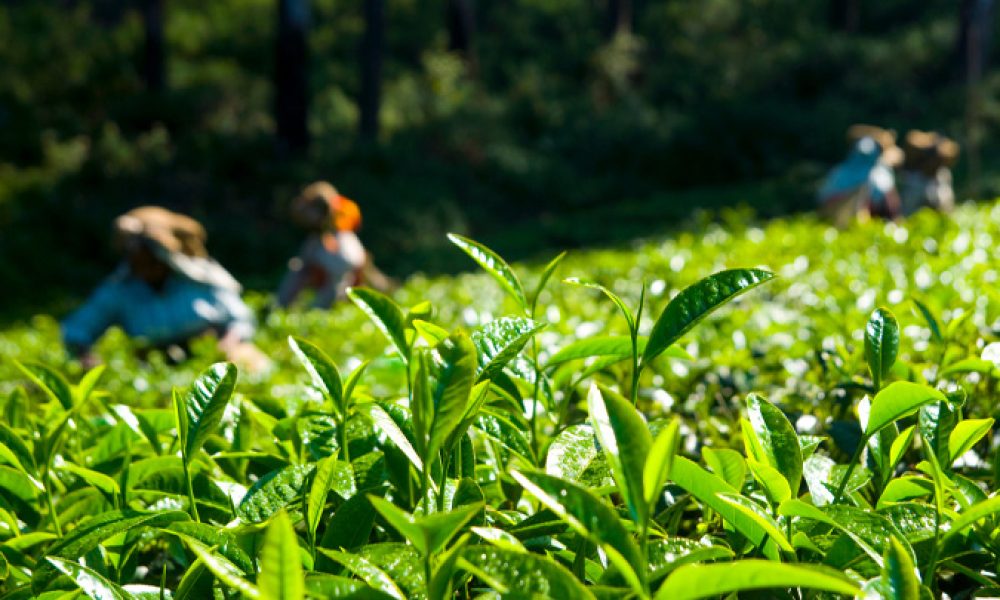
(61, 267, 255, 349)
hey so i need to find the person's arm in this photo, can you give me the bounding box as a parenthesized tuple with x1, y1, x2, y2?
(213, 287, 271, 373)
(61, 277, 123, 360)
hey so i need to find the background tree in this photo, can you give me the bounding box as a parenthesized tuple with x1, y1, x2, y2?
(605, 0, 632, 38)
(447, 0, 477, 71)
(141, 0, 165, 91)
(275, 0, 310, 151)
(828, 0, 860, 33)
(359, 0, 384, 139)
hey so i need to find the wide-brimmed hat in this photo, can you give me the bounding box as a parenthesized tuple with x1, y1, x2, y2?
(904, 130, 960, 169)
(291, 181, 362, 232)
(114, 206, 241, 292)
(847, 124, 903, 167)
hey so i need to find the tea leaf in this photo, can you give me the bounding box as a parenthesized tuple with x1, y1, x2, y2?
(654, 560, 861, 599)
(865, 308, 899, 391)
(865, 382, 946, 437)
(643, 268, 774, 364)
(348, 287, 411, 362)
(289, 337, 344, 414)
(183, 362, 237, 459)
(587, 384, 651, 524)
(448, 233, 527, 309)
(259, 511, 305, 600)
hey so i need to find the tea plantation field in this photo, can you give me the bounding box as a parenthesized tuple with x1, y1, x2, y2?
(1, 201, 1000, 599)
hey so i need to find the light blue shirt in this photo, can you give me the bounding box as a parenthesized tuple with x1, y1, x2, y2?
(818, 137, 896, 207)
(61, 267, 255, 349)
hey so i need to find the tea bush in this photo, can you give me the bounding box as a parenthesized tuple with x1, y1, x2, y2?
(1, 201, 1000, 598)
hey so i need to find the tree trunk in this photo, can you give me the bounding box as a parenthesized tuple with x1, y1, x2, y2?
(959, 0, 995, 197)
(447, 0, 477, 70)
(359, 0, 384, 140)
(142, 0, 166, 91)
(276, 0, 310, 151)
(828, 0, 860, 33)
(605, 0, 632, 38)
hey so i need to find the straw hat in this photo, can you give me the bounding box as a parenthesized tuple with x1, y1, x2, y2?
(291, 181, 362, 232)
(114, 206, 241, 292)
(904, 130, 960, 171)
(847, 124, 903, 167)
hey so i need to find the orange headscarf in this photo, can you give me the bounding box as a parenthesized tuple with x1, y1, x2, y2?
(291, 181, 362, 232)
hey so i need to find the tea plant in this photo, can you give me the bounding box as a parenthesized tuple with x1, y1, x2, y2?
(2, 201, 1000, 598)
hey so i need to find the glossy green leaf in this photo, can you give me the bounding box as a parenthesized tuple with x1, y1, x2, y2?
(74, 364, 106, 405)
(882, 536, 920, 600)
(511, 469, 646, 593)
(368, 403, 424, 473)
(745, 393, 802, 493)
(318, 548, 405, 600)
(357, 543, 425, 599)
(912, 298, 943, 343)
(427, 332, 477, 458)
(308, 453, 342, 542)
(46, 556, 134, 600)
(258, 511, 305, 600)
(701, 447, 747, 490)
(919, 401, 957, 470)
(289, 337, 344, 414)
(165, 522, 254, 574)
(643, 268, 775, 364)
(949, 418, 994, 462)
(174, 532, 259, 599)
(32, 509, 189, 592)
(183, 362, 237, 459)
(368, 496, 481, 556)
(304, 573, 396, 600)
(60, 463, 120, 498)
(865, 307, 899, 391)
(412, 319, 450, 346)
(670, 456, 770, 552)
(643, 418, 680, 508)
(348, 287, 411, 362)
(564, 278, 637, 334)
(459, 545, 596, 600)
(544, 424, 612, 488)
(237, 464, 313, 523)
(319, 491, 380, 554)
(427, 534, 470, 600)
(548, 336, 690, 368)
(587, 384, 651, 523)
(865, 382, 946, 437)
(0, 465, 42, 501)
(447, 233, 527, 309)
(716, 492, 794, 552)
(13, 361, 73, 410)
(530, 251, 567, 314)
(654, 560, 860, 599)
(940, 493, 1000, 543)
(747, 459, 792, 506)
(471, 317, 543, 381)
(0, 423, 34, 475)
(877, 477, 934, 509)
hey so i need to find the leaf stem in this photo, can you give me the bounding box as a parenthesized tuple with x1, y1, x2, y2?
(181, 455, 200, 522)
(832, 435, 867, 505)
(43, 484, 63, 537)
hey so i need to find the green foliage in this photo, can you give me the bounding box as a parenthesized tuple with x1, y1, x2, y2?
(2, 213, 1000, 598)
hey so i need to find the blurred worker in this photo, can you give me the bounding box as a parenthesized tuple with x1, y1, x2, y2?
(899, 130, 960, 216)
(61, 206, 270, 372)
(277, 181, 394, 308)
(817, 124, 903, 228)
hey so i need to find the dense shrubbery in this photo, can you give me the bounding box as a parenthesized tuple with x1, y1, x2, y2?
(1, 202, 999, 597)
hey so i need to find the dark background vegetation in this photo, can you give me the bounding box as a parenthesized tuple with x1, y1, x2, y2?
(1, 0, 998, 321)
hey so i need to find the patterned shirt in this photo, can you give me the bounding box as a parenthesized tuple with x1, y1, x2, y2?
(61, 266, 255, 349)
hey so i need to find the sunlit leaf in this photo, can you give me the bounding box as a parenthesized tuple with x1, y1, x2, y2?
(643, 268, 775, 364)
